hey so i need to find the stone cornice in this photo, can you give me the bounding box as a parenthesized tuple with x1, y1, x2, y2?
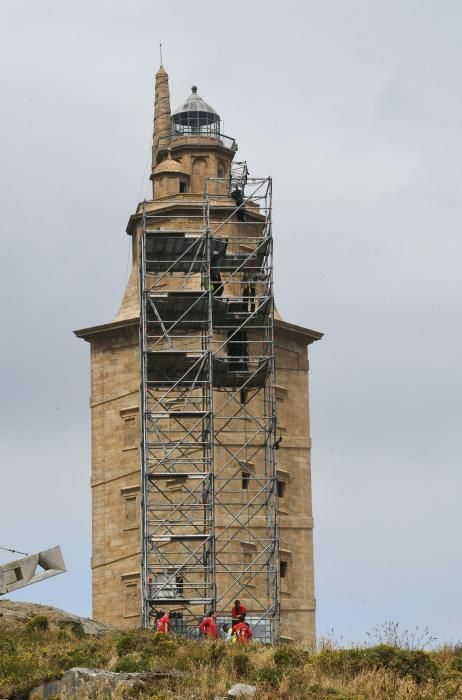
(74, 315, 322, 345)
(125, 198, 264, 236)
(275, 319, 323, 344)
(73, 317, 138, 342)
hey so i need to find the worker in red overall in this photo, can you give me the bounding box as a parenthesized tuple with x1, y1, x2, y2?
(232, 614, 253, 643)
(199, 611, 219, 639)
(231, 600, 248, 627)
(155, 610, 170, 633)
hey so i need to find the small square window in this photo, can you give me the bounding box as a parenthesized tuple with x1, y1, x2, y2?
(277, 480, 286, 499)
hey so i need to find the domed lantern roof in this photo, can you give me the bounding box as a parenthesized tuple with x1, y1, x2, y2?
(171, 86, 221, 134)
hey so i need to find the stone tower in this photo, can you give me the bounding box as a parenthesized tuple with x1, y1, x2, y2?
(75, 65, 322, 646)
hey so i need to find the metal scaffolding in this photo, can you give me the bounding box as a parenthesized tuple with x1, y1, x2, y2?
(140, 169, 279, 641)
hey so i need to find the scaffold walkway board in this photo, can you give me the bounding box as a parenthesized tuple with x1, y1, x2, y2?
(212, 357, 270, 388)
(146, 410, 209, 418)
(146, 292, 272, 330)
(218, 238, 270, 272)
(151, 534, 211, 543)
(146, 351, 208, 383)
(145, 352, 270, 388)
(213, 296, 272, 328)
(144, 229, 270, 274)
(146, 472, 209, 480)
(147, 597, 213, 606)
(144, 230, 227, 273)
(146, 291, 209, 328)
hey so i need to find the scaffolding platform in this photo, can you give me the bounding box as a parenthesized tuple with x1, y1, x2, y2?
(146, 292, 271, 331)
(213, 296, 272, 328)
(146, 472, 208, 481)
(146, 351, 208, 384)
(146, 291, 209, 328)
(147, 597, 213, 606)
(218, 238, 270, 272)
(212, 357, 270, 388)
(145, 441, 208, 451)
(146, 352, 269, 388)
(151, 534, 210, 543)
(145, 230, 227, 273)
(147, 410, 209, 419)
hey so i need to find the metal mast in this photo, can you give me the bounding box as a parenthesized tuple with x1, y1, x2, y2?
(140, 170, 278, 640)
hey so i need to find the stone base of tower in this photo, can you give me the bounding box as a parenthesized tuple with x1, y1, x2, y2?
(77, 317, 320, 646)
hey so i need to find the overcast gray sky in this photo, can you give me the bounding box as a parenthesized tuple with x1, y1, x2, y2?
(1, 0, 461, 645)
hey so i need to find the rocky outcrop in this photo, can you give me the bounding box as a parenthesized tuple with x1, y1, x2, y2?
(0, 600, 113, 635)
(227, 684, 257, 698)
(18, 667, 183, 699)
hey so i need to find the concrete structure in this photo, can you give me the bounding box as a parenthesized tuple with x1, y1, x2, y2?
(75, 65, 322, 645)
(0, 546, 66, 595)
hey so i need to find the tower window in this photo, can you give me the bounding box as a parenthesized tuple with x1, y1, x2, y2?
(217, 161, 226, 178)
(242, 471, 250, 490)
(280, 560, 288, 579)
(179, 180, 188, 193)
(277, 480, 286, 499)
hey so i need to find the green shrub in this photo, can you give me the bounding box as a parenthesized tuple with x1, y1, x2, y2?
(150, 631, 179, 655)
(274, 646, 310, 668)
(113, 651, 150, 673)
(115, 630, 179, 659)
(207, 641, 226, 667)
(365, 645, 438, 683)
(0, 632, 16, 655)
(116, 632, 138, 656)
(26, 615, 49, 632)
(231, 650, 251, 677)
(45, 640, 110, 672)
(312, 645, 437, 684)
(313, 648, 363, 677)
(255, 664, 283, 687)
(451, 645, 462, 672)
(57, 620, 85, 637)
(0, 656, 40, 688)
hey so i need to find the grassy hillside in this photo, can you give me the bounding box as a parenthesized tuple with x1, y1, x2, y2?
(1, 616, 462, 698)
